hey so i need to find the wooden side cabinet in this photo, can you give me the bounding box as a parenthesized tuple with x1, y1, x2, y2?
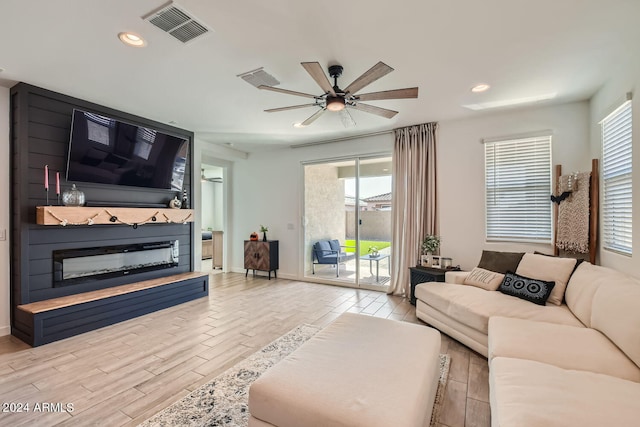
(244, 240, 279, 279)
(409, 266, 459, 305)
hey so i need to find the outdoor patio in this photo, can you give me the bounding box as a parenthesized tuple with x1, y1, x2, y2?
(310, 248, 392, 286)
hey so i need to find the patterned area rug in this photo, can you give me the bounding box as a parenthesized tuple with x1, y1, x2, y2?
(140, 324, 450, 427)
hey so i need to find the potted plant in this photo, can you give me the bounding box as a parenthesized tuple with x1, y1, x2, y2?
(421, 234, 440, 266)
(368, 246, 380, 257)
(260, 225, 268, 241)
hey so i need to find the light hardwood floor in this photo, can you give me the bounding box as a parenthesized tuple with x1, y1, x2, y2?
(0, 273, 489, 427)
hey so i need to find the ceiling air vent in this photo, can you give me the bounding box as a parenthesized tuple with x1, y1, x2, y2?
(237, 67, 280, 88)
(142, 1, 210, 44)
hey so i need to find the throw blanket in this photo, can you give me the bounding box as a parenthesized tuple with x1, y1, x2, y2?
(556, 172, 590, 253)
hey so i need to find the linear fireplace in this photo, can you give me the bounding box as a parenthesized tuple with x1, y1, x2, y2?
(53, 241, 179, 287)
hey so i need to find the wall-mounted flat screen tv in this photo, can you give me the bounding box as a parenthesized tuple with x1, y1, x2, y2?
(66, 109, 189, 191)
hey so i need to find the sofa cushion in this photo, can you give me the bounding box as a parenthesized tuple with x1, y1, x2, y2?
(497, 271, 555, 305)
(477, 250, 524, 274)
(564, 262, 606, 327)
(328, 239, 341, 252)
(591, 274, 640, 369)
(565, 262, 635, 328)
(488, 317, 640, 382)
(490, 357, 640, 427)
(515, 253, 577, 305)
(462, 267, 504, 291)
(414, 282, 583, 335)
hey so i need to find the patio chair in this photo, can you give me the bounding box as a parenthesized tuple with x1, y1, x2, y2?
(312, 239, 356, 277)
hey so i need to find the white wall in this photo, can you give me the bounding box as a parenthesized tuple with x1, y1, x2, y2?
(589, 57, 640, 278)
(0, 87, 10, 336)
(231, 134, 393, 278)
(438, 101, 591, 270)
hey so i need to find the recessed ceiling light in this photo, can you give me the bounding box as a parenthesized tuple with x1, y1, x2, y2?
(118, 32, 146, 47)
(293, 123, 306, 128)
(471, 84, 490, 93)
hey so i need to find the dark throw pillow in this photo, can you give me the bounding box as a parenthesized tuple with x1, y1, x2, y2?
(477, 250, 525, 274)
(498, 271, 556, 306)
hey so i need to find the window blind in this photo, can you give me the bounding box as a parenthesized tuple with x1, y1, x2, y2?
(485, 135, 552, 242)
(602, 100, 632, 255)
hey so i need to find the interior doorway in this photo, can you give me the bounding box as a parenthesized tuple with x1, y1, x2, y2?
(303, 155, 392, 290)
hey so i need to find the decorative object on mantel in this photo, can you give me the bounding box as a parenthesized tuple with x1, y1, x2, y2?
(421, 234, 440, 267)
(44, 164, 49, 205)
(181, 189, 189, 209)
(56, 171, 61, 205)
(168, 196, 182, 209)
(61, 184, 85, 206)
(260, 225, 268, 241)
(250, 232, 259, 241)
(36, 206, 194, 227)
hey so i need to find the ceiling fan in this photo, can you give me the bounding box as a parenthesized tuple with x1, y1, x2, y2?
(259, 61, 418, 127)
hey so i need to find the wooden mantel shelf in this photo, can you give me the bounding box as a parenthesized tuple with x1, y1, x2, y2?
(36, 206, 194, 226)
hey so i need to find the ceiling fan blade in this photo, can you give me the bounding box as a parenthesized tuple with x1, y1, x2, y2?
(301, 62, 336, 96)
(356, 87, 418, 101)
(301, 108, 327, 126)
(340, 108, 356, 128)
(344, 62, 394, 95)
(351, 102, 398, 119)
(265, 103, 318, 113)
(258, 85, 317, 99)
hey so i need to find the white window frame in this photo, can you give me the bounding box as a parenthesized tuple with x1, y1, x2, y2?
(484, 134, 553, 243)
(601, 98, 633, 256)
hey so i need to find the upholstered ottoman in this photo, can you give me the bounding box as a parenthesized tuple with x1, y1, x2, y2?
(248, 313, 442, 427)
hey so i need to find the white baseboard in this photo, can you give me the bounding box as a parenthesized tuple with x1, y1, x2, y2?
(0, 325, 10, 337)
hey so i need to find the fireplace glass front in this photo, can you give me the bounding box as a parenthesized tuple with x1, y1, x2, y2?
(53, 240, 179, 287)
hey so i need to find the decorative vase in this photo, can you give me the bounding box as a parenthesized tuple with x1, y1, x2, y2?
(62, 184, 85, 206)
(263, 232, 267, 242)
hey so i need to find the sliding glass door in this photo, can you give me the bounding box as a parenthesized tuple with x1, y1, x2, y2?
(303, 155, 392, 290)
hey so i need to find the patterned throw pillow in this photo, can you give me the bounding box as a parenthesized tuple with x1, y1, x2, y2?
(463, 267, 505, 291)
(498, 272, 556, 305)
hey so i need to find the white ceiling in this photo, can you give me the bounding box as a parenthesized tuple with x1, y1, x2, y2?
(1, 0, 639, 152)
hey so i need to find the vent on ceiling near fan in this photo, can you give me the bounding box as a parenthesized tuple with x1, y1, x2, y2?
(143, 1, 210, 44)
(237, 67, 280, 88)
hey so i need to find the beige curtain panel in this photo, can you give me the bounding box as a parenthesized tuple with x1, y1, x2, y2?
(388, 122, 438, 296)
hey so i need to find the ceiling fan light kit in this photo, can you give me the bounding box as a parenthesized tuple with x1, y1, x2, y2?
(260, 61, 418, 127)
(326, 96, 345, 112)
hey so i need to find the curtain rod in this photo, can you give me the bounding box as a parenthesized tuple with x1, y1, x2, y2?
(289, 129, 393, 149)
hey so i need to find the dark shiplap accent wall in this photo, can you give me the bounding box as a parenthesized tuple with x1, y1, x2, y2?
(10, 83, 195, 310)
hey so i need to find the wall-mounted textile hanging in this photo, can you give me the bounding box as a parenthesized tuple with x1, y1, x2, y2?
(552, 159, 599, 264)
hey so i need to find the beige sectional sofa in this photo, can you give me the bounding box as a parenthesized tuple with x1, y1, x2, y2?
(415, 259, 640, 426)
